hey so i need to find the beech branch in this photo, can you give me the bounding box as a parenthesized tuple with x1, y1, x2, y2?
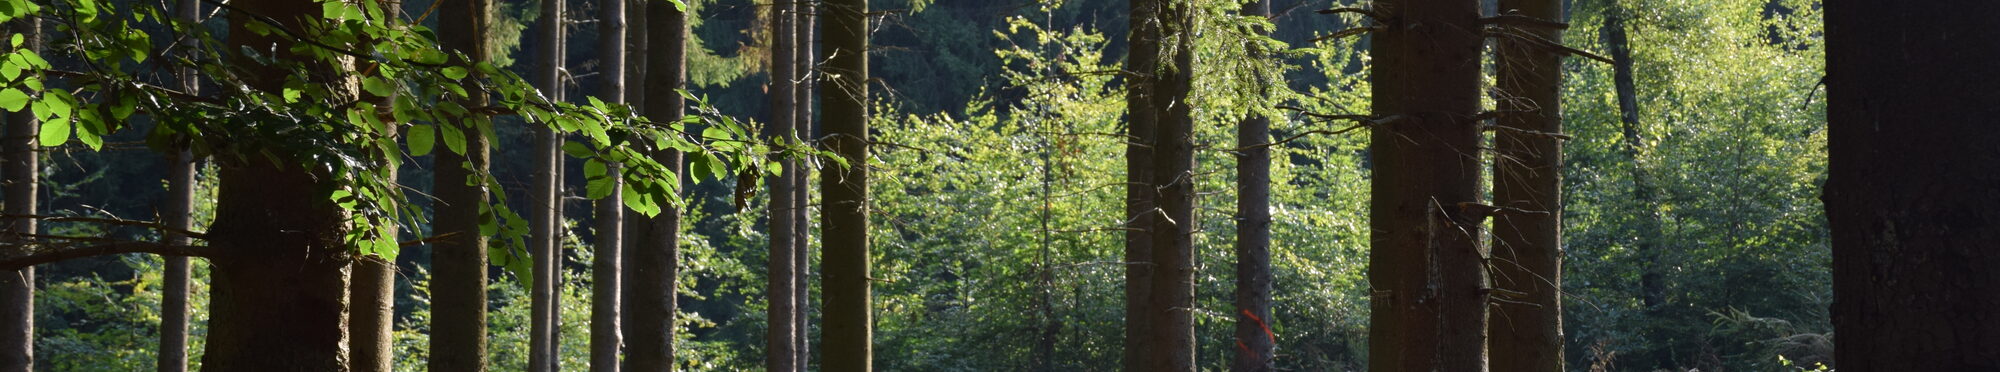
(0, 240, 216, 270)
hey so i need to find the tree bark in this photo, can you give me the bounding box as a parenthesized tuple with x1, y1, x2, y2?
(590, 0, 627, 370)
(433, 0, 496, 369)
(350, 2, 401, 371)
(1825, 1, 2000, 370)
(1231, 1, 1274, 371)
(624, 0, 687, 369)
(158, 2, 202, 371)
(1121, 0, 1160, 368)
(1488, 0, 1565, 370)
(1366, 0, 1489, 371)
(1141, 2, 1197, 371)
(819, 0, 869, 369)
(531, 0, 568, 370)
(766, 0, 800, 371)
(0, 15, 39, 372)
(793, 2, 815, 369)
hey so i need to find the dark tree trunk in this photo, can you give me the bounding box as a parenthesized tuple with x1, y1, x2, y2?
(1488, 0, 1565, 370)
(819, 0, 870, 369)
(1142, 2, 1197, 370)
(766, 0, 800, 370)
(1825, 1, 2000, 370)
(159, 2, 201, 371)
(793, 2, 815, 368)
(530, 0, 567, 370)
(433, 0, 496, 369)
(350, 2, 400, 371)
(619, 0, 647, 359)
(1231, 1, 1274, 371)
(1366, 0, 1489, 370)
(0, 15, 39, 372)
(1121, 0, 1160, 368)
(625, 0, 687, 369)
(1601, 2, 1663, 310)
(590, 0, 627, 369)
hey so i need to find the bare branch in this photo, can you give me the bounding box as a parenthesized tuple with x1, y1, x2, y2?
(1316, 7, 1386, 21)
(1481, 14, 1569, 30)
(2, 214, 209, 240)
(1309, 26, 1383, 44)
(1483, 124, 1574, 140)
(0, 241, 216, 270)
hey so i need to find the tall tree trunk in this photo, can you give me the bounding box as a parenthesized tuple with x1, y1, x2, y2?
(1488, 0, 1565, 370)
(350, 2, 401, 371)
(625, 0, 687, 369)
(619, 0, 647, 354)
(819, 0, 869, 369)
(433, 0, 496, 369)
(1141, 2, 1197, 371)
(1601, 1, 1662, 310)
(1120, 0, 1160, 368)
(1825, 1, 2000, 370)
(1231, 1, 1274, 371)
(531, 0, 568, 370)
(590, 0, 628, 370)
(1366, 0, 1489, 370)
(158, 2, 202, 371)
(766, 0, 800, 371)
(0, 15, 39, 372)
(793, 2, 815, 369)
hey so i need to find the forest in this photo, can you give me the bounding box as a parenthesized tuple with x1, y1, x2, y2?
(0, 0, 1992, 371)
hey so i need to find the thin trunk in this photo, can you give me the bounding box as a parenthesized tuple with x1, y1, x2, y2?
(1488, 0, 1566, 370)
(619, 0, 646, 349)
(1366, 0, 1489, 371)
(766, 0, 800, 371)
(433, 0, 496, 369)
(160, 1, 201, 370)
(625, 0, 687, 369)
(1601, 2, 1662, 310)
(531, 0, 567, 370)
(819, 0, 869, 369)
(1120, 0, 1159, 368)
(0, 15, 39, 372)
(792, 2, 816, 369)
(350, 2, 401, 371)
(1141, 1, 1196, 370)
(589, 0, 627, 369)
(1825, 1, 2000, 370)
(1230, 1, 1273, 371)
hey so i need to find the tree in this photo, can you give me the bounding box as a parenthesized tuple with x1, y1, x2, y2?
(591, 0, 629, 369)
(1231, 0, 1274, 370)
(1141, 0, 1197, 370)
(1488, 0, 1565, 370)
(793, 1, 816, 368)
(530, 0, 568, 370)
(625, 0, 688, 368)
(351, 3, 403, 371)
(432, 0, 497, 369)
(820, 0, 869, 369)
(1825, 1, 2000, 370)
(765, 0, 800, 370)
(1601, 0, 1664, 311)
(0, 14, 39, 372)
(1365, 0, 1489, 370)
(1120, 0, 1159, 369)
(158, 2, 202, 371)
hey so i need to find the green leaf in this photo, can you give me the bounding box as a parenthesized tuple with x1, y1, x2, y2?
(561, 141, 594, 158)
(440, 122, 467, 155)
(585, 158, 607, 179)
(586, 177, 615, 199)
(0, 89, 26, 112)
(441, 66, 469, 80)
(407, 124, 436, 156)
(37, 114, 68, 146)
(361, 76, 393, 97)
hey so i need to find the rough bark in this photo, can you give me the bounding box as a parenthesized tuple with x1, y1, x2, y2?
(1366, 0, 1489, 371)
(1601, 2, 1663, 310)
(819, 0, 869, 369)
(793, 1, 815, 368)
(350, 256, 396, 372)
(1488, 0, 1565, 370)
(158, 2, 201, 371)
(1120, 0, 1160, 368)
(624, 0, 687, 369)
(530, 0, 567, 370)
(0, 15, 39, 372)
(590, 0, 627, 369)
(765, 0, 800, 370)
(1825, 1, 2000, 370)
(432, 0, 496, 369)
(1231, 1, 1274, 370)
(1138, 1, 1198, 371)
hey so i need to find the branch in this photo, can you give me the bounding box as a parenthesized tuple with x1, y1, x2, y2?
(1483, 124, 1574, 140)
(1488, 26, 1614, 64)
(1316, 7, 1386, 21)
(1480, 14, 1569, 30)
(1309, 26, 1382, 44)
(0, 241, 216, 270)
(1, 214, 209, 240)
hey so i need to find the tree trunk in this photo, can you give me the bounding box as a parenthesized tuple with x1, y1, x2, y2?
(1141, 2, 1197, 371)
(1230, 1, 1274, 371)
(1825, 1, 2000, 370)
(793, 2, 815, 369)
(0, 15, 39, 372)
(590, 0, 627, 369)
(433, 0, 496, 369)
(1366, 0, 1489, 371)
(1488, 0, 1565, 370)
(350, 2, 401, 371)
(1601, 1, 1663, 311)
(531, 0, 567, 370)
(158, 2, 202, 371)
(819, 0, 869, 369)
(766, 0, 800, 370)
(202, 158, 354, 371)
(625, 0, 687, 369)
(619, 0, 647, 355)
(1120, 0, 1160, 368)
